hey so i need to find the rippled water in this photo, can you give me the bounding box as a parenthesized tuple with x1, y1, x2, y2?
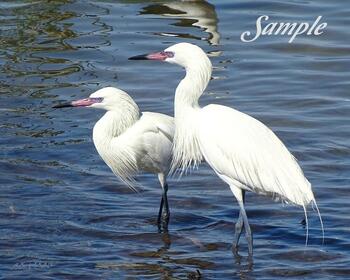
(1, 0, 349, 278)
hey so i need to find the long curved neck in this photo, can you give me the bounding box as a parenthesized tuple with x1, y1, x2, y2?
(93, 108, 139, 142)
(92, 105, 140, 184)
(174, 61, 212, 117)
(93, 102, 140, 157)
(172, 55, 212, 172)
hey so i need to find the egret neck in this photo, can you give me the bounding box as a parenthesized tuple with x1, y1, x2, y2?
(172, 55, 212, 173)
(93, 103, 140, 145)
(93, 99, 140, 183)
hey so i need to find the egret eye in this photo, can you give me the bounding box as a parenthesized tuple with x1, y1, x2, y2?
(162, 51, 174, 58)
(90, 97, 104, 103)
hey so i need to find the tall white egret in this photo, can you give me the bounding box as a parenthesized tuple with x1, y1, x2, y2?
(53, 87, 174, 231)
(129, 43, 323, 255)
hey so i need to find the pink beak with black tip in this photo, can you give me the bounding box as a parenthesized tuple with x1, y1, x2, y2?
(53, 97, 103, 108)
(129, 51, 174, 61)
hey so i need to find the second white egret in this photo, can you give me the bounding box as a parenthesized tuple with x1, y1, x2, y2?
(53, 87, 174, 231)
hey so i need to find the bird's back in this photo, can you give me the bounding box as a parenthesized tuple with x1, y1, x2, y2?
(197, 104, 315, 206)
(123, 112, 174, 176)
(93, 109, 174, 187)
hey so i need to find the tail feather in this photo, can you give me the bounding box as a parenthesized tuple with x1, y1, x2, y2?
(302, 204, 309, 246)
(301, 196, 324, 246)
(313, 198, 325, 245)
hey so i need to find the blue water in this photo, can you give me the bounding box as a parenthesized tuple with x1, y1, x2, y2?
(1, 0, 349, 278)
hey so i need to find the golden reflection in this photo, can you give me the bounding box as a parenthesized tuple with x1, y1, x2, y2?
(97, 231, 215, 278)
(0, 0, 77, 85)
(140, 0, 220, 45)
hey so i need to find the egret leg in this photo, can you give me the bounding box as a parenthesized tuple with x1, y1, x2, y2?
(157, 197, 164, 225)
(157, 173, 170, 231)
(238, 198, 253, 256)
(232, 212, 243, 255)
(162, 183, 170, 223)
(230, 186, 253, 256)
(233, 190, 245, 248)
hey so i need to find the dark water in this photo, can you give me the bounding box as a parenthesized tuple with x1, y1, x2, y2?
(1, 0, 349, 278)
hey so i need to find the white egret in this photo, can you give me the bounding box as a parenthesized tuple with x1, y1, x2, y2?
(129, 43, 323, 255)
(53, 87, 174, 230)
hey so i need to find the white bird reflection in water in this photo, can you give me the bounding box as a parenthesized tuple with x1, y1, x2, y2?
(140, 0, 220, 45)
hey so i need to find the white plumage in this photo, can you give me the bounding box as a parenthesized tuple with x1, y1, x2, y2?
(198, 104, 314, 206)
(130, 42, 323, 255)
(53, 87, 174, 230)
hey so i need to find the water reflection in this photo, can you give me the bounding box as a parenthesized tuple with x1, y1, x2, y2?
(140, 0, 220, 45)
(96, 231, 207, 278)
(0, 0, 77, 84)
(232, 251, 254, 279)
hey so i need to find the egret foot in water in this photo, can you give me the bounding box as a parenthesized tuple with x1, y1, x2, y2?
(157, 175, 170, 232)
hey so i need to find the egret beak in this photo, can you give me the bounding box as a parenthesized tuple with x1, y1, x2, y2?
(129, 51, 174, 61)
(53, 97, 103, 108)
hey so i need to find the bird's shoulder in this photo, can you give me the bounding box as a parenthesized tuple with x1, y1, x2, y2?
(202, 104, 259, 124)
(200, 104, 270, 137)
(141, 111, 174, 126)
(135, 112, 174, 141)
(125, 112, 175, 142)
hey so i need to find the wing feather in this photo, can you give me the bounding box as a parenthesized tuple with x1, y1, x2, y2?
(119, 112, 174, 176)
(198, 104, 314, 206)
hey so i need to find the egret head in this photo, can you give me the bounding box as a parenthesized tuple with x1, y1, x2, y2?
(129, 42, 211, 69)
(88, 87, 134, 111)
(53, 87, 138, 112)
